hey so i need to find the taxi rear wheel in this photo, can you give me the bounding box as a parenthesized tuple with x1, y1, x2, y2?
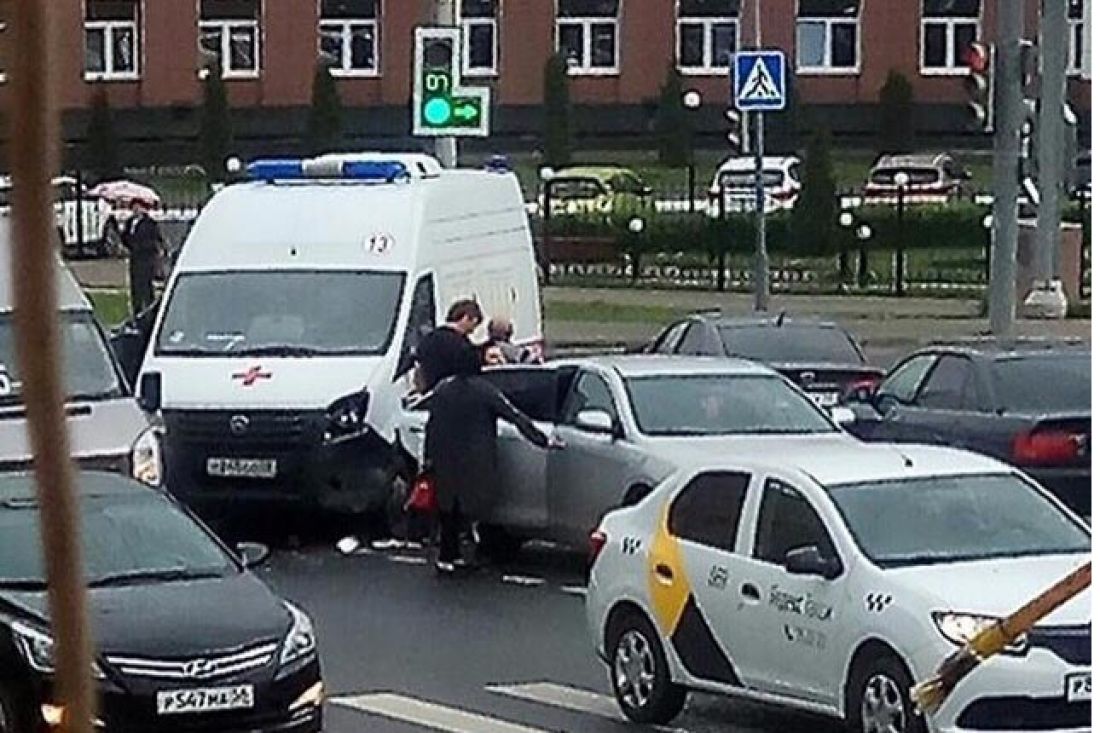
(608, 612, 686, 725)
(847, 653, 927, 733)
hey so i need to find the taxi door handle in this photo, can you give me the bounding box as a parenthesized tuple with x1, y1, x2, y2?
(653, 563, 675, 584)
(740, 583, 761, 601)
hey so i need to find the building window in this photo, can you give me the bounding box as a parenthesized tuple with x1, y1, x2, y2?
(460, 0, 498, 76)
(677, 0, 738, 74)
(1068, 0, 1088, 76)
(319, 0, 378, 76)
(921, 0, 979, 74)
(84, 0, 140, 81)
(556, 0, 619, 75)
(199, 0, 260, 78)
(0, 1, 8, 83)
(796, 0, 859, 74)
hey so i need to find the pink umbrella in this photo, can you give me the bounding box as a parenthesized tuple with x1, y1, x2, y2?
(88, 179, 161, 208)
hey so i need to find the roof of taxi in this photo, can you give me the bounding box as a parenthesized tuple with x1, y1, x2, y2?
(680, 441, 1010, 488)
(572, 354, 775, 377)
(0, 215, 90, 311)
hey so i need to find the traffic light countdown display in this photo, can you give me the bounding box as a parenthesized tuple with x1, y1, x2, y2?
(413, 27, 490, 137)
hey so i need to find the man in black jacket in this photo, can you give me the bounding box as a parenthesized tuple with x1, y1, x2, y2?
(414, 298, 483, 392)
(121, 200, 164, 315)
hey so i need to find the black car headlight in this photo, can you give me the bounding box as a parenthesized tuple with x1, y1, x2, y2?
(324, 390, 370, 442)
(279, 602, 317, 667)
(12, 620, 106, 679)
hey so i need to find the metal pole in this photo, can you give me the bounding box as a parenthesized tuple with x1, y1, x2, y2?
(753, 110, 768, 311)
(895, 185, 905, 296)
(75, 169, 85, 254)
(434, 0, 458, 167)
(541, 179, 552, 284)
(1034, 0, 1068, 284)
(990, 0, 1026, 338)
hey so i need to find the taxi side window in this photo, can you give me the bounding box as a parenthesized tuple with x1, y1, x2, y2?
(561, 371, 618, 426)
(668, 471, 749, 552)
(753, 479, 837, 566)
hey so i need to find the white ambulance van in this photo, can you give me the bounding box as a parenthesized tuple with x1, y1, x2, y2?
(137, 153, 543, 517)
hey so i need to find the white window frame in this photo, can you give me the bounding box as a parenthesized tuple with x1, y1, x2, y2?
(460, 15, 498, 77)
(199, 19, 261, 79)
(0, 23, 7, 83)
(84, 15, 141, 81)
(676, 16, 738, 75)
(319, 18, 379, 77)
(920, 15, 980, 76)
(556, 16, 620, 76)
(1068, 2, 1089, 78)
(795, 16, 860, 75)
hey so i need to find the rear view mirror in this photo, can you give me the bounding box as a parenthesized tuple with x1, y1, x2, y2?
(236, 542, 271, 568)
(137, 372, 162, 413)
(575, 409, 614, 435)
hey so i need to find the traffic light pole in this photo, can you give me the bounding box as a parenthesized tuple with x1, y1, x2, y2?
(434, 0, 458, 168)
(1025, 0, 1069, 315)
(989, 0, 1024, 339)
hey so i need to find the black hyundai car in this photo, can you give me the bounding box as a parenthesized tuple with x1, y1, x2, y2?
(0, 472, 322, 733)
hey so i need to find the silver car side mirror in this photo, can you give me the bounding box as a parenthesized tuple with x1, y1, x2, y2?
(575, 409, 615, 435)
(830, 406, 856, 426)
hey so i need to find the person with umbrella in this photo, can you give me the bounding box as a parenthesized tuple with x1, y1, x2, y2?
(121, 198, 164, 315)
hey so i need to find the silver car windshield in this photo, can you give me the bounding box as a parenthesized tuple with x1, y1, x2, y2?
(155, 270, 405, 357)
(829, 474, 1089, 568)
(624, 374, 838, 436)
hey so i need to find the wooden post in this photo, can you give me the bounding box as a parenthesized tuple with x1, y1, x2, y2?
(8, 2, 95, 732)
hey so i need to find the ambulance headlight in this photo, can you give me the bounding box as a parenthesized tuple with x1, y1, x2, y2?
(131, 426, 163, 487)
(324, 390, 370, 441)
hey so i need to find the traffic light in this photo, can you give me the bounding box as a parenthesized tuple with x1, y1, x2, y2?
(963, 42, 993, 132)
(412, 27, 490, 137)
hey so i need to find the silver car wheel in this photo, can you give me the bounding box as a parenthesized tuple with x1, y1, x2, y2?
(614, 629, 656, 710)
(861, 673, 906, 733)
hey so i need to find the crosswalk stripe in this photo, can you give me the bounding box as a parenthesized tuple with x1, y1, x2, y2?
(331, 692, 550, 733)
(389, 555, 428, 565)
(486, 682, 687, 733)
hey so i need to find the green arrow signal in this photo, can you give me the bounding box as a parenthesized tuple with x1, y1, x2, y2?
(454, 104, 478, 121)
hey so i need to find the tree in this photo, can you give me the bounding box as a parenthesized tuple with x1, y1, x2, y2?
(878, 69, 915, 154)
(198, 65, 233, 183)
(790, 127, 839, 258)
(542, 54, 572, 168)
(654, 64, 689, 167)
(85, 89, 122, 183)
(306, 62, 344, 155)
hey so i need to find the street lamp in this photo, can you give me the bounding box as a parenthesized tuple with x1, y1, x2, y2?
(539, 166, 556, 284)
(627, 217, 646, 283)
(982, 212, 995, 283)
(893, 171, 910, 297)
(682, 90, 702, 213)
(628, 217, 646, 234)
(839, 210, 874, 288)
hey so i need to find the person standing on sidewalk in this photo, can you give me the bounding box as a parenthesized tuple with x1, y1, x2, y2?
(121, 199, 164, 316)
(424, 373, 562, 574)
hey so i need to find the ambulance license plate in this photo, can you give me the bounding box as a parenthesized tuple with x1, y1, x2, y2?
(1066, 672, 1091, 702)
(206, 457, 277, 479)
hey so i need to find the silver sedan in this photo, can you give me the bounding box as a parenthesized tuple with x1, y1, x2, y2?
(396, 355, 858, 552)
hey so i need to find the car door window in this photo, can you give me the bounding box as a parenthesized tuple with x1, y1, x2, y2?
(915, 355, 978, 411)
(753, 479, 837, 565)
(677, 323, 710, 355)
(877, 353, 937, 404)
(395, 273, 435, 379)
(561, 371, 619, 426)
(482, 367, 559, 422)
(652, 321, 690, 354)
(669, 471, 749, 552)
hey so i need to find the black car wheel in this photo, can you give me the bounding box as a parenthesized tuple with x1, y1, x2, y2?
(608, 611, 686, 725)
(846, 652, 927, 733)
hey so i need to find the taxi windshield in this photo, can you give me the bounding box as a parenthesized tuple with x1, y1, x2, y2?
(625, 374, 838, 436)
(829, 473, 1090, 568)
(155, 270, 405, 357)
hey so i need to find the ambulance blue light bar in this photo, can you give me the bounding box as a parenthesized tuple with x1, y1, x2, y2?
(246, 158, 410, 183)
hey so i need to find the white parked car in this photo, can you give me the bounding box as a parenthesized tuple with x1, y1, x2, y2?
(0, 175, 119, 257)
(586, 441, 1090, 733)
(707, 156, 801, 216)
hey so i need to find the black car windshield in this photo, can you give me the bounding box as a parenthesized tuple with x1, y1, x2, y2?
(156, 270, 405, 356)
(719, 324, 864, 364)
(625, 374, 838, 436)
(0, 312, 123, 405)
(0, 488, 235, 586)
(829, 474, 1089, 568)
(992, 353, 1091, 413)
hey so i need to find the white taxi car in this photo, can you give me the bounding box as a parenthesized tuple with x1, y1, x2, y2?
(586, 442, 1091, 733)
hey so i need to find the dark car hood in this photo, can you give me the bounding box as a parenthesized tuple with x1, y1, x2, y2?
(1, 572, 290, 657)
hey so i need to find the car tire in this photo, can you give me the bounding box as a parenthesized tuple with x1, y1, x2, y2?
(607, 611, 687, 725)
(0, 680, 26, 733)
(846, 651, 928, 733)
(476, 524, 523, 563)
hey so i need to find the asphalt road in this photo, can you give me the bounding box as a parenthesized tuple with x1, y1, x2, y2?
(260, 541, 842, 733)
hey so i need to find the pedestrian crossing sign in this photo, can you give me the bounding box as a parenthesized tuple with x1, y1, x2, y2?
(733, 50, 787, 112)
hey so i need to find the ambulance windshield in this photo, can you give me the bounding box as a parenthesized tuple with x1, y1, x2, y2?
(155, 270, 406, 357)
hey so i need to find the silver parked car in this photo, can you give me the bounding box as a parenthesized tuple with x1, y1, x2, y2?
(396, 356, 858, 553)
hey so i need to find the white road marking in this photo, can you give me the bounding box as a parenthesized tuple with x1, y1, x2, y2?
(331, 692, 550, 733)
(500, 575, 546, 587)
(389, 555, 428, 566)
(486, 682, 688, 733)
(560, 585, 587, 597)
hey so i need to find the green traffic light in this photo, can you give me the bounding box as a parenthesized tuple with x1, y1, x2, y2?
(424, 98, 452, 126)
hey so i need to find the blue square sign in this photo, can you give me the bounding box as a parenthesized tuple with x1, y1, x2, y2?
(732, 50, 787, 112)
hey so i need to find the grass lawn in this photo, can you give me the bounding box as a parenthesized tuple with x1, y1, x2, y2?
(88, 289, 131, 327)
(544, 299, 690, 324)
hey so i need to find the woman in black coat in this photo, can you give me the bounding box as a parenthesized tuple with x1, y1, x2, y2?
(424, 374, 558, 572)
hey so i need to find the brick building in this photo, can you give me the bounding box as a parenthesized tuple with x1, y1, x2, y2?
(1, 0, 1092, 161)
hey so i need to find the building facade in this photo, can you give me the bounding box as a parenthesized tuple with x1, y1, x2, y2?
(0, 0, 1091, 160)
